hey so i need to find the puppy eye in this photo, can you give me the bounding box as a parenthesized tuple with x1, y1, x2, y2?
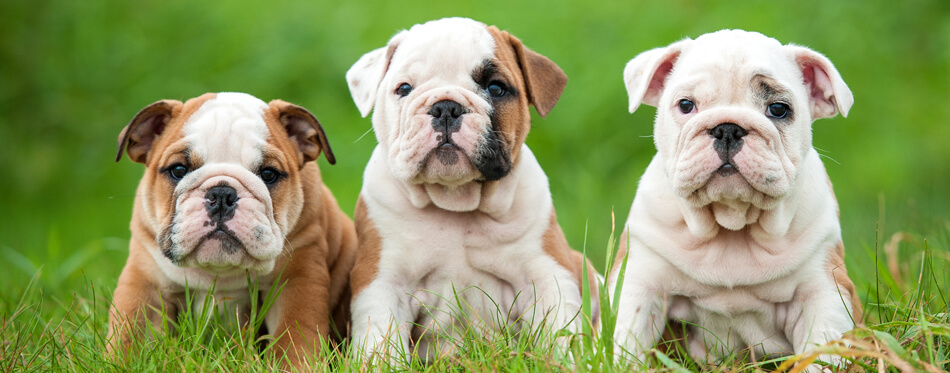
(487, 82, 507, 98)
(767, 103, 790, 119)
(166, 164, 189, 181)
(259, 167, 281, 184)
(678, 99, 695, 114)
(396, 83, 413, 97)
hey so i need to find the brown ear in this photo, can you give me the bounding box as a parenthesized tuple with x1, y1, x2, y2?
(270, 100, 335, 166)
(503, 30, 567, 118)
(116, 100, 182, 163)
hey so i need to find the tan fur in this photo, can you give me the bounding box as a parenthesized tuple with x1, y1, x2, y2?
(828, 241, 863, 325)
(542, 211, 599, 301)
(486, 26, 568, 165)
(611, 229, 629, 280)
(825, 177, 863, 326)
(349, 197, 381, 298)
(108, 94, 356, 370)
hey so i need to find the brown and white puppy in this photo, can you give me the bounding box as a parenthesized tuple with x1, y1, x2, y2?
(345, 17, 598, 362)
(108, 92, 357, 370)
(608, 30, 862, 370)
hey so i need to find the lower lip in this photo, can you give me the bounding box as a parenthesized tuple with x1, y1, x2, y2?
(716, 164, 739, 176)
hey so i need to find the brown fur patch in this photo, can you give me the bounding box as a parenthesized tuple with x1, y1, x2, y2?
(484, 26, 531, 168)
(541, 211, 599, 301)
(610, 229, 630, 279)
(485, 26, 567, 167)
(825, 174, 862, 325)
(486, 26, 567, 118)
(349, 196, 382, 298)
(827, 240, 863, 326)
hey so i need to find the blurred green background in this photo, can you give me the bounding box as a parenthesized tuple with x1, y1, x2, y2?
(0, 0, 947, 299)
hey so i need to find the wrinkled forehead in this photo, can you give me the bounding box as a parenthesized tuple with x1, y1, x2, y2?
(675, 32, 800, 93)
(390, 19, 497, 82)
(182, 92, 271, 166)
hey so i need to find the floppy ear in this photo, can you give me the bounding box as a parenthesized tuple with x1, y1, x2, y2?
(269, 100, 335, 166)
(501, 29, 567, 118)
(116, 100, 183, 163)
(786, 45, 853, 119)
(623, 39, 690, 113)
(345, 31, 406, 118)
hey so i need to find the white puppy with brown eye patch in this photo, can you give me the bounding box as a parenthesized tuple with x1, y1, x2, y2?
(608, 30, 863, 371)
(346, 17, 599, 363)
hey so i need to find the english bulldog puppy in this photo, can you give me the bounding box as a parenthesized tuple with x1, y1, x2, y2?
(108, 92, 357, 370)
(609, 30, 863, 370)
(345, 17, 598, 362)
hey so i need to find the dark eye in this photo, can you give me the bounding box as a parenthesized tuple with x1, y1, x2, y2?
(259, 168, 281, 184)
(167, 164, 188, 181)
(767, 103, 790, 119)
(487, 82, 506, 98)
(678, 99, 695, 114)
(396, 83, 413, 97)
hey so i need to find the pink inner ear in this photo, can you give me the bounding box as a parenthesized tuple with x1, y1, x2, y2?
(644, 59, 675, 107)
(803, 63, 833, 104)
(800, 59, 839, 118)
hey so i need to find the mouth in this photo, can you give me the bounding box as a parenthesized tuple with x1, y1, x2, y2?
(197, 226, 245, 255)
(716, 162, 740, 177)
(434, 142, 461, 165)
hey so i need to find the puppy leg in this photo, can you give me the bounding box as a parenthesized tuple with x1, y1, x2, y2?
(265, 257, 332, 370)
(613, 283, 667, 363)
(611, 234, 669, 363)
(107, 257, 178, 358)
(786, 281, 856, 371)
(350, 276, 415, 365)
(518, 256, 585, 339)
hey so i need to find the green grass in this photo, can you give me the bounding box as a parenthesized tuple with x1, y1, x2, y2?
(1, 218, 947, 372)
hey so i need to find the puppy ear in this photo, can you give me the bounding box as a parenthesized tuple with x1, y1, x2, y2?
(345, 31, 406, 118)
(786, 45, 853, 119)
(502, 29, 567, 118)
(116, 100, 183, 163)
(623, 39, 690, 113)
(269, 100, 336, 166)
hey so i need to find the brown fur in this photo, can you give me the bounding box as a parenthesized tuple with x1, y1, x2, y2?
(349, 197, 382, 298)
(611, 229, 630, 279)
(108, 94, 356, 370)
(486, 25, 567, 168)
(828, 240, 863, 326)
(825, 177, 863, 325)
(541, 211, 600, 302)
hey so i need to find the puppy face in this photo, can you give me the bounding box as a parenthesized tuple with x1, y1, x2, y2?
(347, 17, 567, 187)
(116, 93, 333, 275)
(624, 30, 852, 225)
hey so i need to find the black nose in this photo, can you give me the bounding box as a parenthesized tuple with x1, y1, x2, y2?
(710, 123, 747, 162)
(205, 185, 238, 223)
(429, 100, 465, 135)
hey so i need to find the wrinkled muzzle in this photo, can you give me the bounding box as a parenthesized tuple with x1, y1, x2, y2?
(158, 164, 284, 271)
(385, 85, 504, 186)
(667, 107, 796, 209)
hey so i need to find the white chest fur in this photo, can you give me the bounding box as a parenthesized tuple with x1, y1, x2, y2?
(351, 145, 582, 360)
(611, 151, 856, 363)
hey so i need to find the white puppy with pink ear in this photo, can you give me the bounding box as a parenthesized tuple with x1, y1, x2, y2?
(608, 30, 863, 370)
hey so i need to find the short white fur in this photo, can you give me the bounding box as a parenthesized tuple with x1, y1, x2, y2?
(609, 30, 857, 371)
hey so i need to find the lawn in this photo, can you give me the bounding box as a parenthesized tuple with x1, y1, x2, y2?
(1, 0, 948, 371)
